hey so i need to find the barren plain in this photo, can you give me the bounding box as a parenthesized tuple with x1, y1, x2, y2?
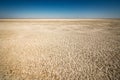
(0, 19, 120, 80)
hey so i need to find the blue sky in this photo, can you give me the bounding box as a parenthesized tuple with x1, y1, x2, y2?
(0, 0, 120, 18)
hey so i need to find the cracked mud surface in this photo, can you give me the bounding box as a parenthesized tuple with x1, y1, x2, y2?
(0, 19, 120, 80)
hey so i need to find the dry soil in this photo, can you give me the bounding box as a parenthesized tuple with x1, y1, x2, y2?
(0, 19, 120, 80)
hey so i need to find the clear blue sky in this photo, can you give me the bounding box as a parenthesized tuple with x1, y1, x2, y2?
(0, 0, 120, 18)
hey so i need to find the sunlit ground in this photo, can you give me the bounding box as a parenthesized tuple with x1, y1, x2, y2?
(0, 19, 120, 80)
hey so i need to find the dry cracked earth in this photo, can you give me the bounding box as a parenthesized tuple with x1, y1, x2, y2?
(0, 19, 120, 80)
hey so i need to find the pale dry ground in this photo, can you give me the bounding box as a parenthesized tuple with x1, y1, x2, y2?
(0, 19, 120, 80)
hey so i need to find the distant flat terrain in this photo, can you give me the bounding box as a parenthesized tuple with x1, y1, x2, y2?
(0, 19, 120, 80)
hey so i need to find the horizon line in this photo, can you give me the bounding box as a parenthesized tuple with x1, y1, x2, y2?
(0, 18, 120, 19)
(0, 18, 120, 22)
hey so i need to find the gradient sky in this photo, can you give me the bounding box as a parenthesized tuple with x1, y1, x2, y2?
(0, 0, 120, 18)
